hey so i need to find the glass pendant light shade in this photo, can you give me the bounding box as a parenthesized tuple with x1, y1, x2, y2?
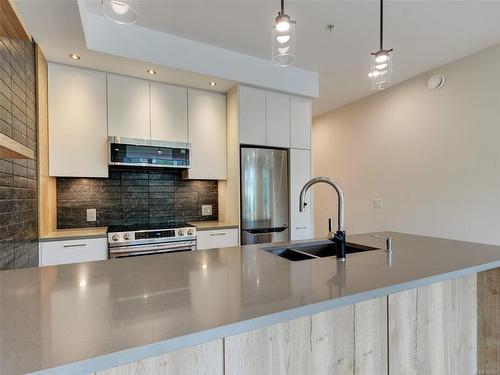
(368, 0, 394, 90)
(369, 49, 394, 90)
(272, 18, 296, 67)
(102, 0, 138, 24)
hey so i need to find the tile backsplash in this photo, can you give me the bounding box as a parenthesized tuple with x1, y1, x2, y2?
(57, 167, 218, 229)
(0, 35, 38, 270)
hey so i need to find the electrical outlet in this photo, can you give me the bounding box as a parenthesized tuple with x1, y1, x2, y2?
(202, 205, 212, 216)
(373, 199, 383, 209)
(86, 208, 97, 222)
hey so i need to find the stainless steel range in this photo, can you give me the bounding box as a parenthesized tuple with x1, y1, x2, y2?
(108, 224, 197, 259)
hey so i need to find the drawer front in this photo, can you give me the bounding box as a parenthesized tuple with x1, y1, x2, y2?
(197, 229, 239, 250)
(40, 238, 108, 266)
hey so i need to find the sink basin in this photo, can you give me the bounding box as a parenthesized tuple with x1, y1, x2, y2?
(264, 241, 378, 261)
(267, 248, 315, 261)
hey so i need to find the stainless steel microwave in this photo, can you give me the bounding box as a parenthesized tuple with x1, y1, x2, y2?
(108, 137, 191, 169)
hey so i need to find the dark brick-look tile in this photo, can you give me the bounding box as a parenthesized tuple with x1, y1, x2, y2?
(0, 37, 37, 270)
(57, 167, 219, 229)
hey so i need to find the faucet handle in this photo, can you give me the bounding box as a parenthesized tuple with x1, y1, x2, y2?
(370, 233, 392, 253)
(327, 218, 334, 241)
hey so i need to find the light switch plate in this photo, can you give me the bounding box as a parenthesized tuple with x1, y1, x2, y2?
(87, 208, 97, 222)
(202, 205, 212, 216)
(373, 199, 383, 209)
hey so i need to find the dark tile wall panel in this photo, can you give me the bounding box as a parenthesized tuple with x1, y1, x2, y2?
(57, 167, 218, 228)
(0, 31, 38, 270)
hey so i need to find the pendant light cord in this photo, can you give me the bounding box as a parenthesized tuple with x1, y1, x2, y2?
(280, 0, 285, 14)
(380, 0, 383, 51)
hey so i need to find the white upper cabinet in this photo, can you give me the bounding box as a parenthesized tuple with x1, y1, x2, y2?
(290, 148, 312, 241)
(239, 86, 266, 145)
(238, 86, 310, 149)
(48, 64, 108, 177)
(185, 89, 226, 180)
(290, 96, 312, 149)
(150, 82, 188, 142)
(266, 91, 290, 148)
(107, 74, 150, 139)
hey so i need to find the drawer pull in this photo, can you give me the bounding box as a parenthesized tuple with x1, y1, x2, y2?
(63, 243, 88, 248)
(210, 232, 227, 236)
(295, 226, 308, 230)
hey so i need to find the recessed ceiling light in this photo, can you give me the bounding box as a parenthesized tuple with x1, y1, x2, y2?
(147, 69, 156, 75)
(69, 53, 80, 60)
(208, 81, 217, 87)
(102, 0, 138, 25)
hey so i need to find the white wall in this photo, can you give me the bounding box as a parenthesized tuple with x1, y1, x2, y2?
(312, 43, 500, 245)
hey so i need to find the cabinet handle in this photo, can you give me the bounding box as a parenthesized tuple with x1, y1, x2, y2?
(210, 232, 227, 236)
(63, 243, 88, 248)
(295, 226, 308, 230)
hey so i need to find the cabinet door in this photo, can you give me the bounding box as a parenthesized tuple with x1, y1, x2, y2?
(225, 297, 387, 375)
(238, 86, 266, 145)
(266, 91, 290, 148)
(389, 274, 476, 375)
(97, 340, 223, 375)
(185, 89, 226, 180)
(40, 238, 108, 266)
(48, 64, 108, 177)
(150, 82, 188, 142)
(197, 229, 239, 250)
(290, 149, 312, 240)
(107, 74, 150, 139)
(290, 96, 311, 149)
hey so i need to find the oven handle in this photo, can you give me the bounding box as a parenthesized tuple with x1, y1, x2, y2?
(110, 241, 195, 255)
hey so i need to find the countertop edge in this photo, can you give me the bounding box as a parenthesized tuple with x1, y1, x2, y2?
(186, 221, 239, 231)
(194, 225, 239, 232)
(38, 234, 108, 242)
(30, 259, 500, 375)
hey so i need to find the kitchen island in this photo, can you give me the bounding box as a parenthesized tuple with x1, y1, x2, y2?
(1, 232, 499, 374)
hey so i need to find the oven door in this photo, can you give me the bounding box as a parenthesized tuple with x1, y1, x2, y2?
(109, 241, 196, 259)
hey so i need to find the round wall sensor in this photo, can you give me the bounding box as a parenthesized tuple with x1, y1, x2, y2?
(428, 74, 445, 90)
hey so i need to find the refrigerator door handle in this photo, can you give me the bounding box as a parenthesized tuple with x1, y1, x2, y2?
(244, 226, 289, 235)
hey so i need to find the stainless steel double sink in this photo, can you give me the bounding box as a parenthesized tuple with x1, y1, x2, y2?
(263, 241, 379, 261)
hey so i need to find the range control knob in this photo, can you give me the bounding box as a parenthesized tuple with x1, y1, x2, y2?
(187, 229, 194, 236)
(111, 234, 120, 241)
(178, 229, 185, 236)
(123, 233, 132, 240)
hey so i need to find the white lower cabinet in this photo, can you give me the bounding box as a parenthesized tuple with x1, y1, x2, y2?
(290, 149, 312, 240)
(39, 238, 108, 266)
(197, 229, 239, 250)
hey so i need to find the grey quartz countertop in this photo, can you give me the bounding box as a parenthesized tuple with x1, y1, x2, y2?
(186, 220, 239, 231)
(38, 227, 108, 242)
(2, 232, 500, 375)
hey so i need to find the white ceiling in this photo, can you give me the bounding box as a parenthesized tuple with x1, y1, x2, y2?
(14, 0, 237, 93)
(15, 0, 500, 116)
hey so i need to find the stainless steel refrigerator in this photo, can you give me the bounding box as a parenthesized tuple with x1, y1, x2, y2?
(241, 147, 289, 245)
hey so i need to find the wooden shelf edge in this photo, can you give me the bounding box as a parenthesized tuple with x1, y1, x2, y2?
(0, 133, 35, 159)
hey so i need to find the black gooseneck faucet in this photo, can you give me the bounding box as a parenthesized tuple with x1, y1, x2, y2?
(299, 177, 346, 261)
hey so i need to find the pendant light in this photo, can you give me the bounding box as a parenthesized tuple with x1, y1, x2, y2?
(368, 0, 394, 90)
(102, 0, 138, 25)
(271, 0, 296, 67)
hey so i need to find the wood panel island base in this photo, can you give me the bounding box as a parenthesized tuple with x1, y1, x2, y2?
(97, 273, 481, 375)
(1, 233, 500, 375)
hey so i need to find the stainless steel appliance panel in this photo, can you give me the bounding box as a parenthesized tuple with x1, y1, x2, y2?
(241, 147, 289, 245)
(109, 241, 196, 259)
(108, 136, 191, 169)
